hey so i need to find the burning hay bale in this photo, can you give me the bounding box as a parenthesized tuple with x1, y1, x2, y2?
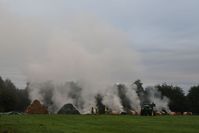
(57, 103, 80, 115)
(25, 100, 48, 114)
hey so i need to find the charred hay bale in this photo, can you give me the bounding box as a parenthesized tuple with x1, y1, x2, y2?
(25, 100, 48, 114)
(57, 103, 80, 115)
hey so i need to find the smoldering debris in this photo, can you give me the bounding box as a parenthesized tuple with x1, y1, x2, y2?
(27, 81, 170, 115)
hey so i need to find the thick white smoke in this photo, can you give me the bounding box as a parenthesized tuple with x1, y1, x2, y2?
(145, 87, 170, 113)
(0, 2, 170, 114)
(126, 84, 141, 112)
(22, 14, 142, 113)
(11, 13, 141, 113)
(102, 85, 124, 113)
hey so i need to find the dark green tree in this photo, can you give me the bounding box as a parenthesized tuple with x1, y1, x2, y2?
(134, 80, 144, 95)
(134, 80, 145, 105)
(15, 87, 31, 111)
(0, 77, 30, 112)
(0, 78, 17, 112)
(156, 84, 187, 112)
(187, 85, 199, 114)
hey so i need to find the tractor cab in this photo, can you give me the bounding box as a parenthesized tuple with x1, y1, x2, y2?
(141, 103, 156, 116)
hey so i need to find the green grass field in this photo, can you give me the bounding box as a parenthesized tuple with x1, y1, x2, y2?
(0, 115, 199, 133)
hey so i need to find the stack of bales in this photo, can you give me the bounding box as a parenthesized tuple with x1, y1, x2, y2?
(57, 103, 80, 114)
(25, 100, 48, 114)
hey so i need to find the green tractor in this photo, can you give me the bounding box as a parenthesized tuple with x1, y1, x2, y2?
(141, 103, 156, 116)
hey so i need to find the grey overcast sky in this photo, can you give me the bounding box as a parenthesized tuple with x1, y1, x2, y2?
(0, 0, 199, 92)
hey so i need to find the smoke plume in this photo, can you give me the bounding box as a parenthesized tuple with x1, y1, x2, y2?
(145, 87, 170, 112)
(0, 2, 170, 114)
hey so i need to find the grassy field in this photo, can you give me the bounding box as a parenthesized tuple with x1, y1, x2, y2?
(0, 115, 199, 133)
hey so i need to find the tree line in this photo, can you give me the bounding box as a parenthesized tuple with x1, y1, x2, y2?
(0, 76, 199, 114)
(0, 76, 30, 112)
(136, 80, 199, 114)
